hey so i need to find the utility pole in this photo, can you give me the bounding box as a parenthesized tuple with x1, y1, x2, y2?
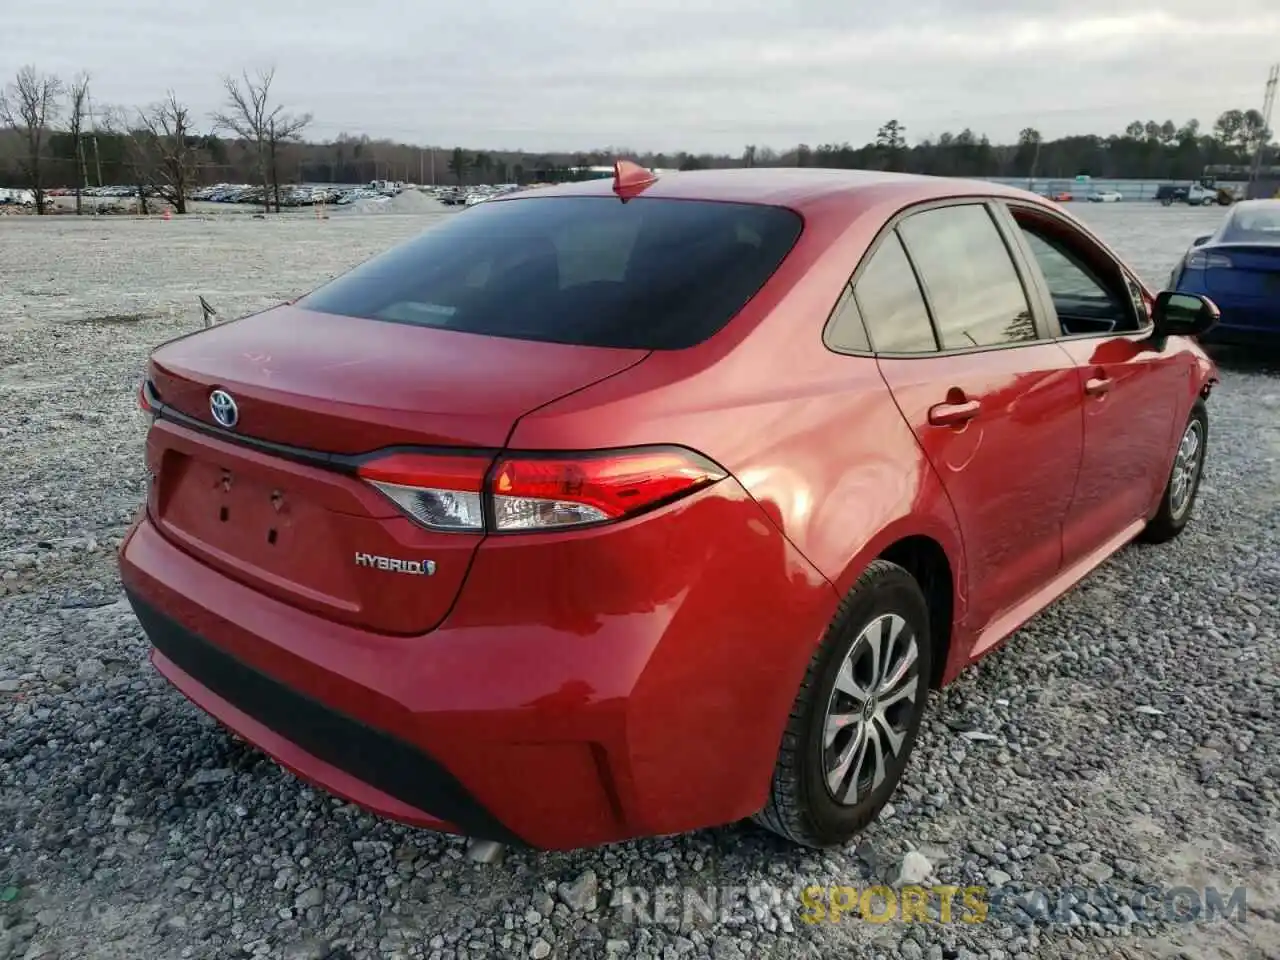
(77, 127, 88, 192)
(1250, 63, 1279, 188)
(87, 89, 104, 187)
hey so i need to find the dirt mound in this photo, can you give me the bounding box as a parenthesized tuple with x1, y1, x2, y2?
(343, 190, 444, 215)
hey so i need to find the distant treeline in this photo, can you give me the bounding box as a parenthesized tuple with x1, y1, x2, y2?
(1, 110, 1274, 189)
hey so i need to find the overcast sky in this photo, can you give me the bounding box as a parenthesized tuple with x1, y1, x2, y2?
(12, 0, 1279, 154)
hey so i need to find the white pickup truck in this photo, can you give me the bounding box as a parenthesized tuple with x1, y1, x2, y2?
(1157, 182, 1223, 206)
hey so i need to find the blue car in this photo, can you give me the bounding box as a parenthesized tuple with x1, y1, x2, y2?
(1168, 200, 1280, 346)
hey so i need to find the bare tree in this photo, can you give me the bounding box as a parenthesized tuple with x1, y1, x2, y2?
(100, 105, 152, 214)
(213, 68, 311, 213)
(0, 66, 64, 214)
(213, 70, 270, 212)
(66, 73, 91, 214)
(102, 94, 199, 214)
(136, 92, 199, 213)
(267, 111, 311, 212)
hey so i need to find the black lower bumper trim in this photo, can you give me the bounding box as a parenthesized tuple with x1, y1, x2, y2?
(1200, 329, 1280, 348)
(125, 591, 524, 846)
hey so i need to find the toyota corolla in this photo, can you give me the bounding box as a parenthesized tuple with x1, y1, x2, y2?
(120, 164, 1219, 850)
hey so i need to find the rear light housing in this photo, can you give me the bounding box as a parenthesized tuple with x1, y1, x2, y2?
(1186, 251, 1233, 270)
(357, 454, 486, 532)
(356, 446, 728, 534)
(138, 379, 158, 486)
(138, 379, 158, 440)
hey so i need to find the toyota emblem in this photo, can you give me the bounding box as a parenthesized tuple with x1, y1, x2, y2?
(210, 389, 239, 429)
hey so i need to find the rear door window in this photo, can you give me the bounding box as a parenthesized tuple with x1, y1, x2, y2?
(851, 232, 937, 353)
(898, 204, 1037, 350)
(299, 196, 803, 350)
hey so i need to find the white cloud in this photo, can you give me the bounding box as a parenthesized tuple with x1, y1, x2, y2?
(7, 0, 1277, 152)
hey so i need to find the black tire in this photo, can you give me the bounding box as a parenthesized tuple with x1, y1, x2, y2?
(753, 559, 933, 848)
(1141, 399, 1209, 544)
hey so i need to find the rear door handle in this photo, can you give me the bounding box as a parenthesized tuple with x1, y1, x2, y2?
(928, 399, 981, 426)
(1084, 375, 1112, 397)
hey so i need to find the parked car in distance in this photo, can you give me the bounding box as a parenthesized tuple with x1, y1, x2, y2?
(1089, 190, 1123, 203)
(0, 187, 35, 206)
(121, 165, 1220, 851)
(1168, 199, 1280, 346)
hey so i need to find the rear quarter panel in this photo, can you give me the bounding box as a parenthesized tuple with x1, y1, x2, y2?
(509, 189, 970, 650)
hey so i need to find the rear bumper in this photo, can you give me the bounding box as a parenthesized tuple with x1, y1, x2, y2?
(129, 593, 519, 842)
(1177, 278, 1280, 343)
(1199, 312, 1280, 346)
(120, 482, 837, 850)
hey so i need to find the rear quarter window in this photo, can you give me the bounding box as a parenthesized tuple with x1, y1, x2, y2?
(299, 196, 803, 350)
(898, 204, 1037, 350)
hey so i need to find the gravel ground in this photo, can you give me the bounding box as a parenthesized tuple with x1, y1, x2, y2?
(1, 203, 1277, 960)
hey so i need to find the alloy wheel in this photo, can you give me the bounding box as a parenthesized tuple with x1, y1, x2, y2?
(1170, 419, 1204, 520)
(821, 613, 921, 806)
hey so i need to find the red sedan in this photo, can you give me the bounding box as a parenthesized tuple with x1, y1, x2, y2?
(120, 164, 1220, 850)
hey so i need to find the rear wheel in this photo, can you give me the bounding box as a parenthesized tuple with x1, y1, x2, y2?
(754, 560, 932, 848)
(1141, 400, 1208, 543)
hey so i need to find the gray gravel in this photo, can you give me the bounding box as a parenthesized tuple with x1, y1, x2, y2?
(1, 203, 1277, 960)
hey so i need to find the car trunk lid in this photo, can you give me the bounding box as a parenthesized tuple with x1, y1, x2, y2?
(1202, 243, 1280, 298)
(144, 304, 647, 634)
(149, 303, 648, 452)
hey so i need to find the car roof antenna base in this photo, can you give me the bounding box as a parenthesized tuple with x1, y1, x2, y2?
(613, 160, 658, 202)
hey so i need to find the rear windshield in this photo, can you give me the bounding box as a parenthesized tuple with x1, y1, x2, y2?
(1219, 204, 1280, 244)
(298, 196, 803, 350)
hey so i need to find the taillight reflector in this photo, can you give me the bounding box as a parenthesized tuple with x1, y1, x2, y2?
(356, 447, 726, 534)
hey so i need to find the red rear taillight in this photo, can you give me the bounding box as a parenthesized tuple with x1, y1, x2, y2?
(491, 449, 725, 530)
(356, 447, 726, 534)
(138, 379, 154, 413)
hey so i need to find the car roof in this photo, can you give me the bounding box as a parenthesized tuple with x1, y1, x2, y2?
(1214, 198, 1280, 243)
(504, 167, 1046, 213)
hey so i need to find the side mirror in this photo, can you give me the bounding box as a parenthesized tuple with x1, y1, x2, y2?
(1190, 235, 1211, 247)
(1152, 291, 1219, 341)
